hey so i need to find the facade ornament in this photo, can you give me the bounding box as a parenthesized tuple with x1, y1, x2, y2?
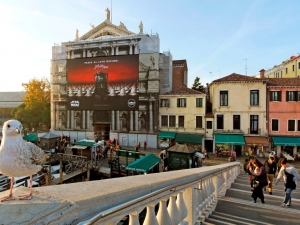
(119, 21, 127, 30)
(90, 23, 95, 29)
(75, 29, 79, 40)
(105, 8, 110, 21)
(139, 21, 143, 34)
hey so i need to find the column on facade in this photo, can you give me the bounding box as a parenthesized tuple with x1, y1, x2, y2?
(83, 48, 86, 58)
(111, 45, 114, 55)
(130, 111, 133, 131)
(293, 146, 297, 156)
(87, 110, 91, 130)
(116, 111, 120, 130)
(135, 111, 139, 131)
(71, 110, 74, 129)
(149, 101, 153, 133)
(115, 45, 119, 55)
(82, 110, 86, 129)
(111, 110, 115, 130)
(71, 50, 74, 59)
(67, 110, 70, 129)
(276, 146, 281, 158)
(67, 51, 70, 59)
(134, 44, 139, 54)
(129, 44, 132, 55)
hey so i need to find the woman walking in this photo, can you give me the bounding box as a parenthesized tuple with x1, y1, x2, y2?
(275, 157, 299, 207)
(248, 159, 268, 203)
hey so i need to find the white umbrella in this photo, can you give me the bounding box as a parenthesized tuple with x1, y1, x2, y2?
(195, 152, 204, 158)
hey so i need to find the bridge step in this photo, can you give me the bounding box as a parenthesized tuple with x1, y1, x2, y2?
(204, 172, 300, 225)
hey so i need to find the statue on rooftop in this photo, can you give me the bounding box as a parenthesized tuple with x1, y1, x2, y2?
(105, 8, 110, 21)
(139, 21, 143, 34)
(90, 23, 95, 29)
(75, 29, 79, 40)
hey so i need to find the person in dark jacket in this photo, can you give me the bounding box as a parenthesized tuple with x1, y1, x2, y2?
(264, 155, 277, 195)
(249, 159, 268, 203)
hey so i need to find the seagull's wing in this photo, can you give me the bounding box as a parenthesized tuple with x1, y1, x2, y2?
(25, 142, 46, 165)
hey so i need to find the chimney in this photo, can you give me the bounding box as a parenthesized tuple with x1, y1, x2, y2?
(259, 69, 265, 78)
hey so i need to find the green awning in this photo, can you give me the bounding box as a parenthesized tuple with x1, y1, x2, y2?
(74, 141, 96, 147)
(175, 133, 203, 144)
(158, 131, 176, 139)
(214, 133, 245, 145)
(126, 154, 161, 173)
(271, 136, 300, 146)
(23, 134, 38, 142)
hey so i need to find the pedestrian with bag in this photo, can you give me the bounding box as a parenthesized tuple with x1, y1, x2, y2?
(248, 158, 268, 203)
(275, 157, 299, 207)
(264, 155, 277, 195)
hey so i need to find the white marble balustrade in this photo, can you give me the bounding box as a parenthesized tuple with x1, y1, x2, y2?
(76, 162, 240, 225)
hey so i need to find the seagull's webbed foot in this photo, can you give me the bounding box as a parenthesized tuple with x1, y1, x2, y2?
(18, 193, 32, 200)
(0, 194, 15, 202)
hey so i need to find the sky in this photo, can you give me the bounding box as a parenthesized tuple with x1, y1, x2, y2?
(1, 0, 300, 92)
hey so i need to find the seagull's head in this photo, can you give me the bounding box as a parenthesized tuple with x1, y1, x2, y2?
(3, 120, 23, 137)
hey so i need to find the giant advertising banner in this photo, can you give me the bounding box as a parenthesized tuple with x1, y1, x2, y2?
(66, 55, 139, 110)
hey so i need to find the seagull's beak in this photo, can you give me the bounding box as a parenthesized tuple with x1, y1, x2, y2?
(14, 128, 20, 134)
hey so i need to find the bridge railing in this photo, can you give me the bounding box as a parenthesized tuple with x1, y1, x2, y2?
(77, 162, 240, 225)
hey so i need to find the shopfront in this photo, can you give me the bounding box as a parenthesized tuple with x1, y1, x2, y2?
(175, 133, 203, 151)
(158, 131, 176, 149)
(214, 133, 245, 156)
(271, 136, 300, 157)
(244, 136, 269, 157)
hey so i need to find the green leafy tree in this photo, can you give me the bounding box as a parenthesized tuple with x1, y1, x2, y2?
(11, 78, 50, 131)
(191, 76, 204, 92)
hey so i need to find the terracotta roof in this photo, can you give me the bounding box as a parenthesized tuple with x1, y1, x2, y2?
(212, 73, 262, 83)
(161, 85, 203, 95)
(266, 78, 300, 87)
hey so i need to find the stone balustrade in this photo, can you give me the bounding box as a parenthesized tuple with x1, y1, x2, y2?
(0, 162, 239, 225)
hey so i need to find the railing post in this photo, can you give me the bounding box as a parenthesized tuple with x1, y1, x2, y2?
(144, 204, 159, 225)
(176, 191, 188, 224)
(129, 211, 139, 225)
(157, 199, 172, 225)
(167, 195, 181, 225)
(213, 174, 219, 199)
(182, 187, 196, 225)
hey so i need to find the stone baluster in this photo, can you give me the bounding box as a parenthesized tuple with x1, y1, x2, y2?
(157, 199, 172, 225)
(143, 204, 159, 225)
(167, 195, 181, 225)
(176, 191, 188, 223)
(128, 211, 139, 225)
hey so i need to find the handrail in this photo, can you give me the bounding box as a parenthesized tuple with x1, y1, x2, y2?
(78, 164, 238, 225)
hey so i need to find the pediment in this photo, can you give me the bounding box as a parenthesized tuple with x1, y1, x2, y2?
(79, 20, 135, 40)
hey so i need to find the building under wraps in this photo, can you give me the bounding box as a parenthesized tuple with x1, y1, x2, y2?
(50, 11, 173, 148)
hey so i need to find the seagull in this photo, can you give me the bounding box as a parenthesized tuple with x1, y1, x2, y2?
(0, 120, 46, 202)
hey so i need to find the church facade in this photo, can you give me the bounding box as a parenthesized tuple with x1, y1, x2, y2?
(50, 10, 173, 148)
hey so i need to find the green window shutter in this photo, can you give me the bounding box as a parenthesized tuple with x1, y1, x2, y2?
(167, 99, 170, 107)
(184, 99, 186, 107)
(200, 98, 203, 107)
(177, 99, 180, 107)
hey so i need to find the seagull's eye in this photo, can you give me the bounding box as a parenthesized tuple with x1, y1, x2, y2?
(7, 124, 10, 128)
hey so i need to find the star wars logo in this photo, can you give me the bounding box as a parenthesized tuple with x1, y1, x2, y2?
(70, 100, 80, 107)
